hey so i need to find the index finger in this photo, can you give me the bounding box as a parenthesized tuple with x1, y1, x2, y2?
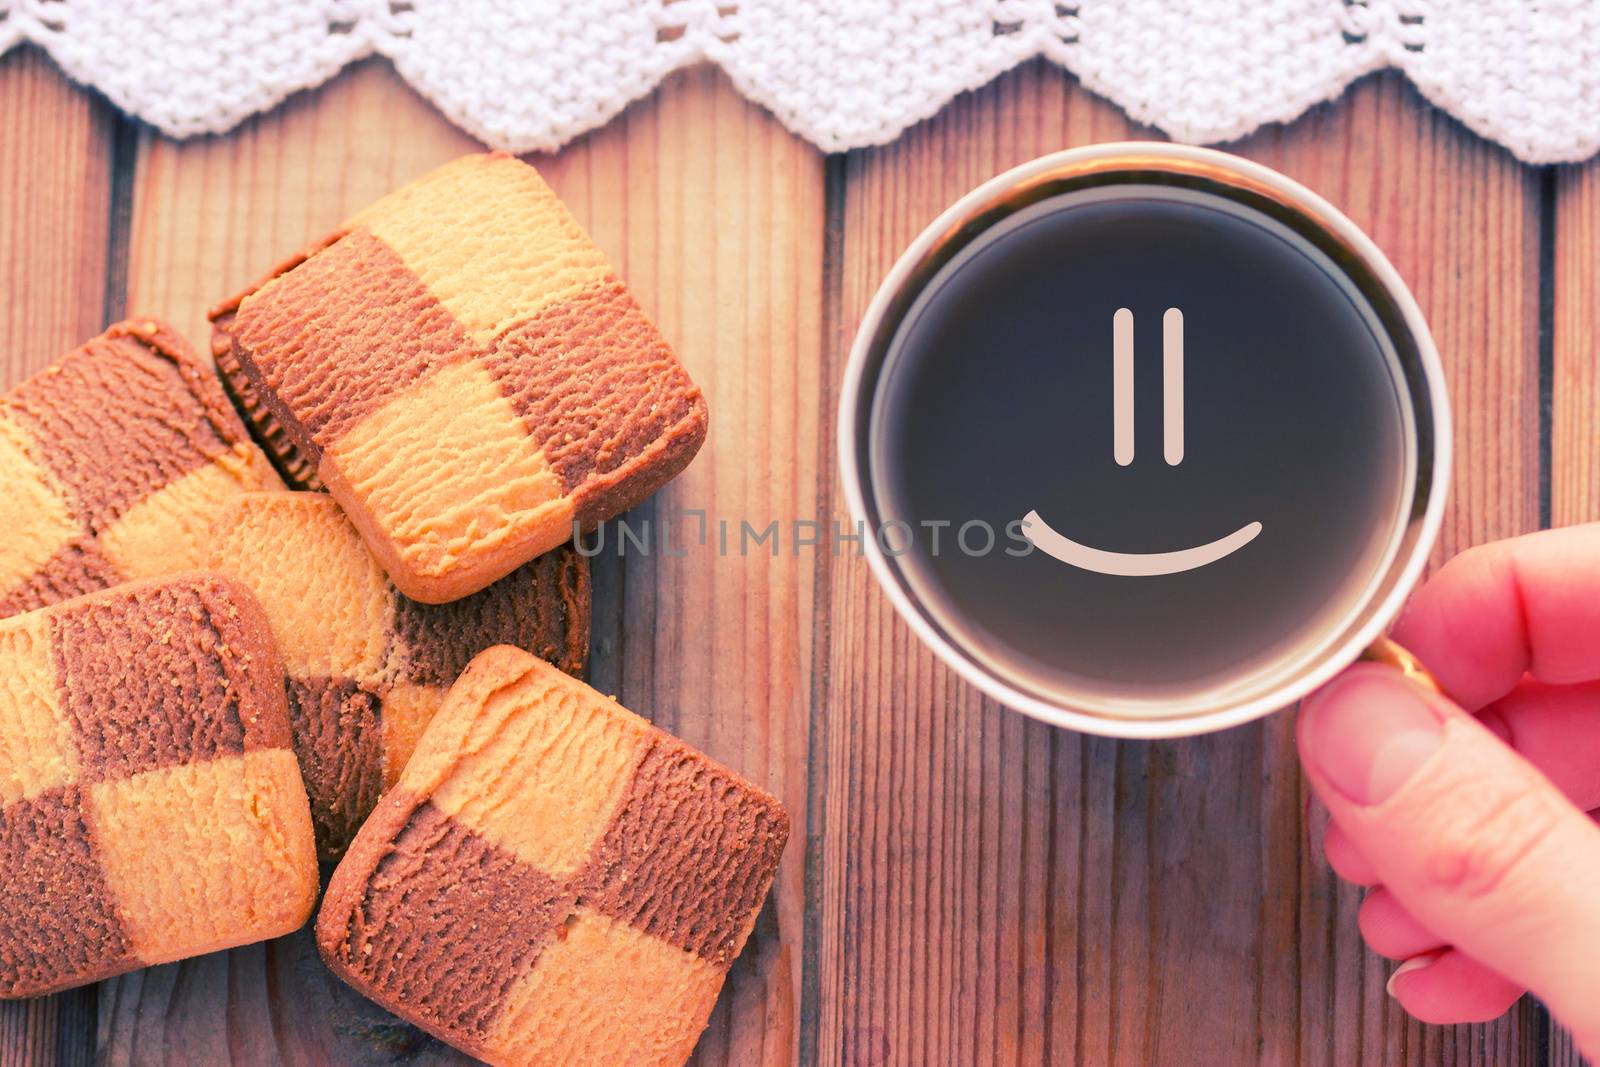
(1391, 523, 1600, 710)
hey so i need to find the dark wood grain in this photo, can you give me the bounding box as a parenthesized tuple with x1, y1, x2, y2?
(0, 42, 116, 1067)
(1550, 1017, 1591, 1067)
(814, 64, 1546, 1067)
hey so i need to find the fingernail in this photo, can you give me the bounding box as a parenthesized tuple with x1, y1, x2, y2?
(1386, 951, 1444, 998)
(1301, 669, 1444, 806)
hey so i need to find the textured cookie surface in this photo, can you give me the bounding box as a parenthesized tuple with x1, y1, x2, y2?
(214, 152, 707, 603)
(207, 492, 590, 856)
(0, 320, 283, 619)
(317, 646, 787, 1067)
(0, 574, 318, 999)
(208, 238, 337, 491)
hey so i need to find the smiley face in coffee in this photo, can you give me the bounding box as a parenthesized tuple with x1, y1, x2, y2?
(868, 183, 1417, 705)
(1020, 305, 1264, 576)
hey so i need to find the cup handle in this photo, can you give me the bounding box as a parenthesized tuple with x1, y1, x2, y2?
(1359, 635, 1443, 695)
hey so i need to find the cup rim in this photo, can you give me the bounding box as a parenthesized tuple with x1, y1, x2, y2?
(836, 141, 1453, 739)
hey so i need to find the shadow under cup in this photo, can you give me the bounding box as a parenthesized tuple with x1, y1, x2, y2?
(840, 144, 1450, 738)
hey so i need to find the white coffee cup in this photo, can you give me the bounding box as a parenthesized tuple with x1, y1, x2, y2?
(838, 143, 1451, 739)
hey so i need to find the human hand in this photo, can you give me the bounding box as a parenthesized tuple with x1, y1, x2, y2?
(1298, 524, 1600, 1055)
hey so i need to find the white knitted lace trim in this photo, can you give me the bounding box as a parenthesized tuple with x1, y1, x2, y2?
(2, 0, 1596, 163)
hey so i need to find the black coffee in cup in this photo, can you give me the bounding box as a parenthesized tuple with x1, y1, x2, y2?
(869, 183, 1417, 705)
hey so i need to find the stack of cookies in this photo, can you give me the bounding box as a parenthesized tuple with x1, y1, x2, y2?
(0, 153, 787, 1067)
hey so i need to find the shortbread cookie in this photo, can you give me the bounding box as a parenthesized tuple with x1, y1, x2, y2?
(0, 320, 283, 618)
(0, 574, 318, 999)
(206, 492, 590, 857)
(211, 152, 707, 603)
(317, 646, 787, 1067)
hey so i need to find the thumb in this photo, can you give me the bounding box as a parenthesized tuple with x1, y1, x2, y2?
(1299, 664, 1600, 1051)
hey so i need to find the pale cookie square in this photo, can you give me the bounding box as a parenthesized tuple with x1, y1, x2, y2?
(487, 908, 724, 1067)
(207, 493, 393, 681)
(0, 615, 79, 807)
(424, 671, 650, 878)
(322, 359, 570, 593)
(351, 153, 613, 345)
(97, 451, 280, 581)
(85, 750, 318, 961)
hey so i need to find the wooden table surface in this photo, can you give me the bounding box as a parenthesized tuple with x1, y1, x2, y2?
(2, 43, 1595, 1067)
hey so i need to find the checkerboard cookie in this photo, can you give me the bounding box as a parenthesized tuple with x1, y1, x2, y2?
(206, 491, 590, 857)
(0, 574, 318, 999)
(317, 646, 787, 1067)
(211, 152, 708, 603)
(0, 319, 283, 619)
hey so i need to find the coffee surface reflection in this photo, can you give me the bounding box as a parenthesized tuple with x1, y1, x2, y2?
(870, 185, 1412, 702)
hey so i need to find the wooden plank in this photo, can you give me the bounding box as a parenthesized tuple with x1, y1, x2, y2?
(816, 62, 1543, 1067)
(103, 56, 822, 1066)
(1548, 157, 1600, 1067)
(0, 45, 115, 377)
(1550, 1017, 1590, 1067)
(0, 42, 118, 1067)
(1553, 161, 1599, 531)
